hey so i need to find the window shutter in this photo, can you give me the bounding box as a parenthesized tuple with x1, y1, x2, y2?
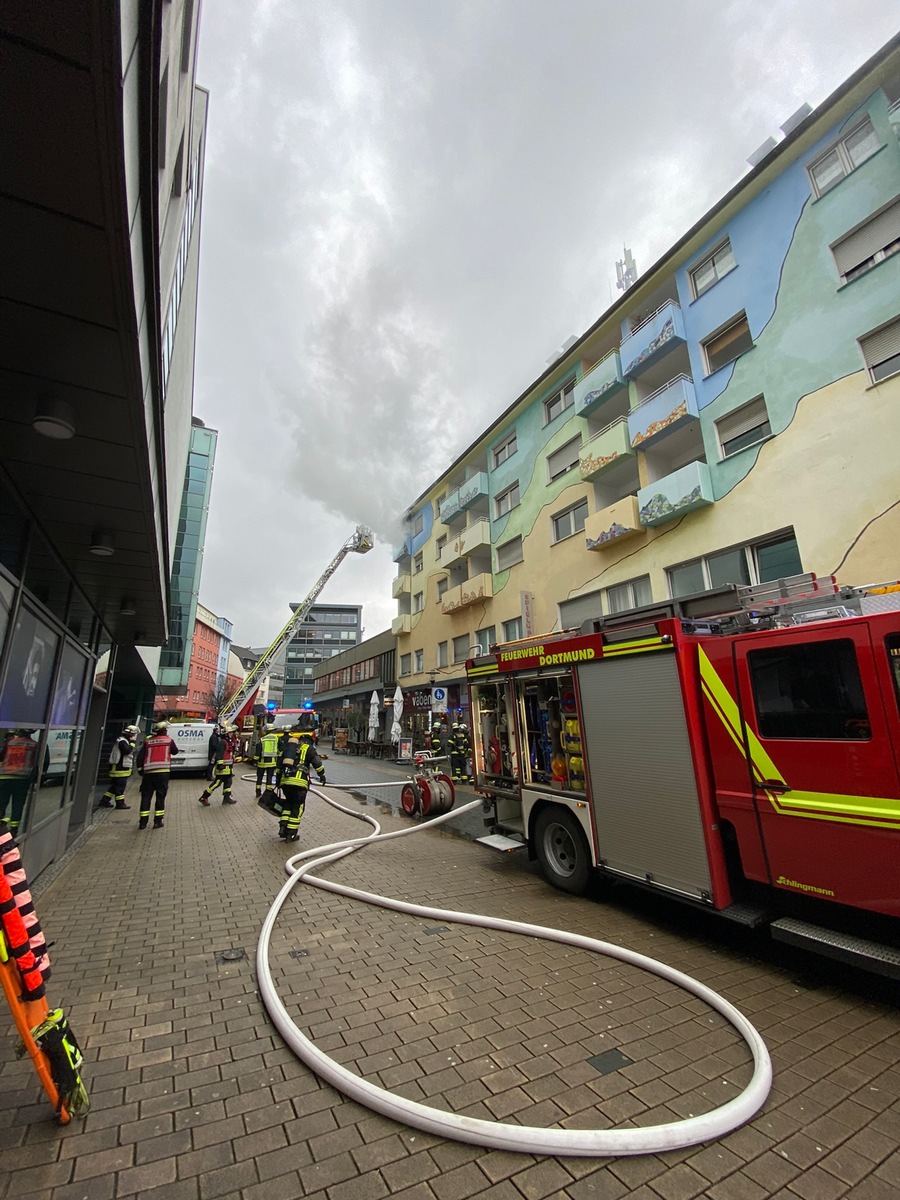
(833, 200, 900, 275)
(860, 317, 900, 367)
(547, 436, 581, 479)
(496, 537, 523, 571)
(716, 397, 768, 443)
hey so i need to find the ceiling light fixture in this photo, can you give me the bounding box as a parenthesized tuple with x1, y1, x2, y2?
(32, 397, 76, 440)
(89, 530, 115, 557)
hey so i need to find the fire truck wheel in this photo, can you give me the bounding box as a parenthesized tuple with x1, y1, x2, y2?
(400, 783, 420, 816)
(534, 807, 591, 895)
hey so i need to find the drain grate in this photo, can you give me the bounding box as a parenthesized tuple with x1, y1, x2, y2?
(422, 926, 449, 935)
(214, 948, 246, 964)
(588, 1048, 634, 1075)
(289, 949, 309, 959)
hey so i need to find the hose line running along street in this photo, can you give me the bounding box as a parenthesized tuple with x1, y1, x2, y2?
(256, 784, 772, 1157)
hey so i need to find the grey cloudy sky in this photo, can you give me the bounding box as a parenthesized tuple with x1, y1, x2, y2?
(194, 0, 899, 649)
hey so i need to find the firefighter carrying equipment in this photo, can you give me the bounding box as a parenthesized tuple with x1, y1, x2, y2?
(31, 1009, 90, 1118)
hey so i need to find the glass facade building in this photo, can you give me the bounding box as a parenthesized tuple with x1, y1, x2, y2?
(158, 421, 217, 690)
(283, 605, 362, 709)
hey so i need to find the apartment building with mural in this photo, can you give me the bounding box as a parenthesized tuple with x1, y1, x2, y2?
(392, 37, 900, 720)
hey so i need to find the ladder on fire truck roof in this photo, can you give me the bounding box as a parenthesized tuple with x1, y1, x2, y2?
(218, 525, 374, 726)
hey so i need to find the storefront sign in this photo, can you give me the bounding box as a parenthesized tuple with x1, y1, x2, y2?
(520, 590, 535, 637)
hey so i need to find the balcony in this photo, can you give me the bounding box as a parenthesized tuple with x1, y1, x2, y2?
(441, 472, 489, 523)
(584, 495, 643, 550)
(441, 572, 493, 614)
(628, 375, 698, 451)
(579, 417, 634, 481)
(391, 614, 411, 636)
(444, 518, 491, 568)
(392, 541, 410, 563)
(637, 460, 714, 527)
(575, 350, 626, 416)
(391, 574, 411, 599)
(620, 301, 686, 379)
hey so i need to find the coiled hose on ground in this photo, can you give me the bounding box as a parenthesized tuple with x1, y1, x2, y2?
(255, 782, 772, 1157)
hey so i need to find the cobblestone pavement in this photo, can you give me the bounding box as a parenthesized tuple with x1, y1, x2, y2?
(1, 766, 899, 1200)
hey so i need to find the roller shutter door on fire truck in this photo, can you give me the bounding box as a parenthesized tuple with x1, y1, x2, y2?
(577, 653, 712, 901)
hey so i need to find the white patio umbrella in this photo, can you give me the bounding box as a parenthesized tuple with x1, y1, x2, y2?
(390, 684, 404, 744)
(367, 691, 379, 741)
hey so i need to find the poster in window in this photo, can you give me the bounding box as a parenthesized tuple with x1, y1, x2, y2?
(50, 641, 88, 726)
(0, 576, 13, 656)
(0, 607, 59, 725)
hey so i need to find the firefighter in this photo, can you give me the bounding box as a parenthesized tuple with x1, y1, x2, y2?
(98, 724, 139, 810)
(255, 723, 280, 797)
(430, 721, 448, 761)
(198, 724, 237, 806)
(0, 729, 39, 835)
(136, 721, 183, 829)
(450, 721, 473, 782)
(277, 727, 326, 842)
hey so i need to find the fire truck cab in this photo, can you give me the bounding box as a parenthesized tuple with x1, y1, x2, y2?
(467, 574, 900, 978)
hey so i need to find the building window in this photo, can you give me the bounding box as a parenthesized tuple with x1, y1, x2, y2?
(413, 551, 423, 574)
(667, 533, 802, 598)
(496, 536, 523, 571)
(605, 576, 652, 614)
(495, 482, 520, 518)
(544, 380, 575, 424)
(749, 640, 869, 740)
(437, 641, 448, 668)
(832, 198, 900, 283)
(413, 592, 424, 613)
(452, 634, 469, 664)
(689, 239, 736, 298)
(552, 499, 588, 543)
(436, 534, 447, 559)
(435, 494, 445, 519)
(702, 313, 753, 375)
(546, 435, 582, 482)
(414, 649, 424, 673)
(859, 315, 900, 384)
(502, 617, 523, 642)
(493, 430, 517, 468)
(715, 396, 771, 459)
(808, 117, 881, 198)
(400, 654, 411, 676)
(409, 511, 424, 537)
(436, 577, 449, 601)
(474, 627, 496, 655)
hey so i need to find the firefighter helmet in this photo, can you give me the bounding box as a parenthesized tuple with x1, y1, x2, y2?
(124, 724, 139, 735)
(152, 721, 169, 734)
(263, 723, 275, 732)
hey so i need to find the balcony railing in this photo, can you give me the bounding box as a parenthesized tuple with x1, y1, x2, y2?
(391, 574, 411, 598)
(574, 350, 626, 416)
(441, 572, 493, 615)
(620, 300, 686, 378)
(584, 495, 643, 550)
(637, 460, 714, 527)
(392, 541, 410, 563)
(441, 472, 489, 523)
(391, 614, 411, 636)
(579, 416, 634, 481)
(628, 375, 698, 450)
(443, 518, 491, 567)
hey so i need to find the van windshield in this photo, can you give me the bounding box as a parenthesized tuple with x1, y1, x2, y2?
(270, 711, 318, 734)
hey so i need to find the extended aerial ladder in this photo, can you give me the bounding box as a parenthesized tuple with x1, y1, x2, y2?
(219, 525, 374, 726)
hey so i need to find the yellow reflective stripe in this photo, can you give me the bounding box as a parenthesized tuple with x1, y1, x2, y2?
(602, 637, 672, 657)
(697, 646, 900, 828)
(698, 647, 783, 783)
(770, 790, 900, 826)
(467, 665, 498, 678)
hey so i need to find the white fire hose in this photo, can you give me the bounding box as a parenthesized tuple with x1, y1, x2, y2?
(255, 783, 772, 1157)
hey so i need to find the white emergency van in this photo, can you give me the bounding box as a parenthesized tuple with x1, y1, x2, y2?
(165, 722, 216, 773)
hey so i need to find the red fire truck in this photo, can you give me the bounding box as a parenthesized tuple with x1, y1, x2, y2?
(466, 574, 900, 979)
